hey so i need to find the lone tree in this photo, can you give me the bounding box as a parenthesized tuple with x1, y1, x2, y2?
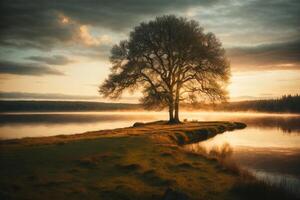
(99, 15, 230, 123)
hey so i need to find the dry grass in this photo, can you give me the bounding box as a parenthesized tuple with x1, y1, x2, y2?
(0, 120, 258, 200)
(0, 121, 246, 149)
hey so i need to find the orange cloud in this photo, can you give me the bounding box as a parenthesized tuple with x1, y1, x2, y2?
(79, 25, 111, 46)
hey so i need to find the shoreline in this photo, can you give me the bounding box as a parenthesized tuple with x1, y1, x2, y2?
(1, 121, 296, 200)
(0, 121, 246, 147)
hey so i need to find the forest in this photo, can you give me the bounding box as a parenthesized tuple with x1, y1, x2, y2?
(215, 95, 300, 113)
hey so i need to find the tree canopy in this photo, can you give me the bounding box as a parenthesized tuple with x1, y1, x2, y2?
(99, 15, 230, 123)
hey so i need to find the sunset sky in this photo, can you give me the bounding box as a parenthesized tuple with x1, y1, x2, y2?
(0, 0, 299, 102)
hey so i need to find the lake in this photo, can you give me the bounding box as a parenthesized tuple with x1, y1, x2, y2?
(1, 111, 300, 195)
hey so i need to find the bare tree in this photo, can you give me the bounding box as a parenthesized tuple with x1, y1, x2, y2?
(99, 15, 230, 123)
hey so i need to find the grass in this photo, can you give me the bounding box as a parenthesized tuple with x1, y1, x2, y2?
(186, 143, 299, 200)
(1, 120, 292, 200)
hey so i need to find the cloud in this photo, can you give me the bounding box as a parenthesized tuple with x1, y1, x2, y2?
(0, 4, 75, 50)
(0, 0, 299, 69)
(0, 60, 64, 76)
(191, 0, 300, 46)
(230, 0, 300, 32)
(56, 0, 218, 30)
(0, 0, 218, 51)
(227, 39, 300, 71)
(71, 44, 111, 60)
(1, 0, 299, 49)
(78, 25, 112, 46)
(26, 55, 73, 65)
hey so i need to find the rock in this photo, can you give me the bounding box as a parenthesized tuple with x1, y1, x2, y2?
(133, 122, 144, 127)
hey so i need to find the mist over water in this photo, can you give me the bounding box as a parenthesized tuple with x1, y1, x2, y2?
(0, 112, 161, 139)
(0, 112, 300, 139)
(1, 111, 300, 139)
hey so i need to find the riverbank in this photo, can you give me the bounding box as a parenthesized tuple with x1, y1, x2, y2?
(0, 121, 294, 200)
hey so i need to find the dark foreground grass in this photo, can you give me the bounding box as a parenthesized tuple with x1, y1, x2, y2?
(0, 121, 293, 200)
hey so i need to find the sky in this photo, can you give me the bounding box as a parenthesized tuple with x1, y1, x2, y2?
(0, 0, 299, 102)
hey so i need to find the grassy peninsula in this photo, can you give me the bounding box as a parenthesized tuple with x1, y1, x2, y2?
(0, 121, 295, 200)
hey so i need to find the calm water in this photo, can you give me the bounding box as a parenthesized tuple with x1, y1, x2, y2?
(0, 112, 161, 139)
(1, 111, 300, 195)
(183, 112, 300, 196)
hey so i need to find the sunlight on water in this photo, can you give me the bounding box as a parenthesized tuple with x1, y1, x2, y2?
(0, 112, 165, 139)
(1, 111, 300, 139)
(192, 128, 300, 149)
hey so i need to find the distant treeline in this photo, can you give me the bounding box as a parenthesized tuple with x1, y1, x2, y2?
(215, 95, 300, 113)
(0, 101, 141, 112)
(181, 95, 300, 113)
(1, 95, 299, 113)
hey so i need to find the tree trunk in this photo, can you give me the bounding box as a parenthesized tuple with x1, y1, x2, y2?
(166, 93, 174, 123)
(168, 104, 174, 123)
(174, 86, 180, 123)
(174, 100, 180, 123)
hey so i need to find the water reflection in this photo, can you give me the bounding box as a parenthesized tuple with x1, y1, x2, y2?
(179, 112, 300, 134)
(234, 146, 300, 177)
(1, 111, 300, 139)
(0, 112, 161, 139)
(184, 112, 300, 197)
(1, 112, 300, 137)
(0, 112, 158, 125)
(248, 170, 300, 197)
(222, 116, 300, 134)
